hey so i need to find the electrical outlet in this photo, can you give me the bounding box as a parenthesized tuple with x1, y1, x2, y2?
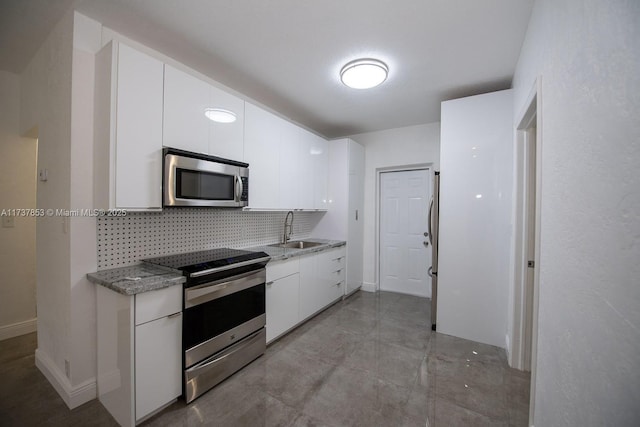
(2, 216, 14, 228)
(65, 359, 70, 378)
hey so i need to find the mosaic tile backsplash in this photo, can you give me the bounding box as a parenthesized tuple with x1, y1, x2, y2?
(97, 209, 323, 269)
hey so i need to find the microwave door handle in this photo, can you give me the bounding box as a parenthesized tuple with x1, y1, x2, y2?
(235, 175, 243, 202)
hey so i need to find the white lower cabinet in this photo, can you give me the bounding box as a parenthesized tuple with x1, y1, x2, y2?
(266, 276, 300, 343)
(97, 285, 182, 426)
(265, 246, 346, 343)
(135, 313, 182, 420)
(299, 246, 346, 322)
(317, 247, 346, 304)
(299, 255, 320, 320)
(266, 257, 300, 343)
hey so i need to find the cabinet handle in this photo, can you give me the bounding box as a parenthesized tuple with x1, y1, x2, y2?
(333, 269, 342, 274)
(332, 257, 344, 261)
(266, 281, 274, 286)
(334, 282, 342, 287)
(168, 312, 181, 319)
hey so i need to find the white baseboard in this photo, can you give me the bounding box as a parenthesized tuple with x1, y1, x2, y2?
(35, 349, 96, 409)
(361, 282, 377, 292)
(0, 318, 37, 341)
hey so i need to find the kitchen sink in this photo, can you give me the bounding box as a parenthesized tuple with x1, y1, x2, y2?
(268, 240, 324, 249)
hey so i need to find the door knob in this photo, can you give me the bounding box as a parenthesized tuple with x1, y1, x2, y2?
(423, 232, 428, 237)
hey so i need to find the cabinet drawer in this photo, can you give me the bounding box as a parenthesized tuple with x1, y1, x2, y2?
(267, 258, 299, 282)
(328, 279, 345, 302)
(328, 267, 346, 284)
(135, 285, 182, 325)
(324, 247, 346, 272)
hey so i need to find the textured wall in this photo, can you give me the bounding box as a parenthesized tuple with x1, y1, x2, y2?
(0, 71, 37, 338)
(350, 122, 441, 289)
(512, 0, 640, 424)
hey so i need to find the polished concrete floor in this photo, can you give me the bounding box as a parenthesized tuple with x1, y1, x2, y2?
(0, 291, 530, 426)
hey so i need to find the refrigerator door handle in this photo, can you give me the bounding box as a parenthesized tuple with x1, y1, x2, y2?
(428, 197, 434, 245)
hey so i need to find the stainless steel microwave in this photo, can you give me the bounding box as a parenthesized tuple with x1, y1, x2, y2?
(163, 148, 249, 208)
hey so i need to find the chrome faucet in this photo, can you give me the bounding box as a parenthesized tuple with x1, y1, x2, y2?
(282, 211, 294, 244)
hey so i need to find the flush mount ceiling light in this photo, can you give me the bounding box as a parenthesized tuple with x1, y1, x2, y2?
(340, 58, 388, 89)
(204, 108, 237, 123)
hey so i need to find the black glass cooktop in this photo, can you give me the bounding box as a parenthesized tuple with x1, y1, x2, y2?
(144, 248, 270, 275)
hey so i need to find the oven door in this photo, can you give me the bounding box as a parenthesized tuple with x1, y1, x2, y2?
(183, 269, 266, 367)
(164, 152, 247, 207)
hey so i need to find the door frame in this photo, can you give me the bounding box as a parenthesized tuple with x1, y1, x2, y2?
(511, 77, 542, 426)
(375, 163, 434, 293)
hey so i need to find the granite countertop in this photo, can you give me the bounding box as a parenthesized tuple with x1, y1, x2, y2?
(87, 263, 185, 296)
(88, 239, 345, 295)
(243, 239, 346, 262)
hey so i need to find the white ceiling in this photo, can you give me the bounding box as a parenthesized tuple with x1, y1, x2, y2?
(0, 0, 534, 138)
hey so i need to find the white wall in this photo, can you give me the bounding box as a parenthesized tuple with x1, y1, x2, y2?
(20, 10, 74, 406)
(19, 10, 102, 408)
(512, 0, 640, 425)
(0, 71, 38, 340)
(350, 123, 440, 290)
(69, 12, 101, 394)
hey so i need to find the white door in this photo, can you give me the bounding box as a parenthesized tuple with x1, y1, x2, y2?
(380, 169, 431, 297)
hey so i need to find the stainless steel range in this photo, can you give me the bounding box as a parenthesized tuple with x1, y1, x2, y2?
(145, 248, 270, 403)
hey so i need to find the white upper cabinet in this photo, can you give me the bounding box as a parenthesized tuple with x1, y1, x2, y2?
(163, 65, 245, 161)
(312, 136, 329, 209)
(297, 128, 316, 210)
(208, 84, 245, 161)
(94, 41, 164, 211)
(244, 103, 282, 209)
(163, 65, 209, 154)
(279, 120, 302, 210)
(244, 102, 328, 211)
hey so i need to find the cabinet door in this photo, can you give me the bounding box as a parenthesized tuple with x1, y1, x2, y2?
(163, 65, 209, 154)
(115, 43, 164, 210)
(313, 136, 329, 210)
(279, 121, 302, 210)
(346, 141, 365, 294)
(208, 85, 245, 161)
(244, 103, 281, 208)
(266, 273, 299, 343)
(298, 255, 319, 320)
(135, 313, 182, 421)
(297, 129, 315, 209)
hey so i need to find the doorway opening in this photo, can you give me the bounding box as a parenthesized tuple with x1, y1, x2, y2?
(512, 80, 542, 425)
(376, 166, 432, 298)
(0, 126, 38, 342)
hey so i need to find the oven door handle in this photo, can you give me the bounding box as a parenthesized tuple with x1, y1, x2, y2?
(189, 256, 271, 278)
(185, 329, 263, 377)
(186, 282, 228, 302)
(185, 269, 266, 308)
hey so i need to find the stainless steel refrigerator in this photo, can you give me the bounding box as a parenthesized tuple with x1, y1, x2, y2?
(428, 171, 440, 330)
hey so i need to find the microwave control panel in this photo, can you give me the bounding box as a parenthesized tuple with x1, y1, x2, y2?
(241, 177, 249, 202)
